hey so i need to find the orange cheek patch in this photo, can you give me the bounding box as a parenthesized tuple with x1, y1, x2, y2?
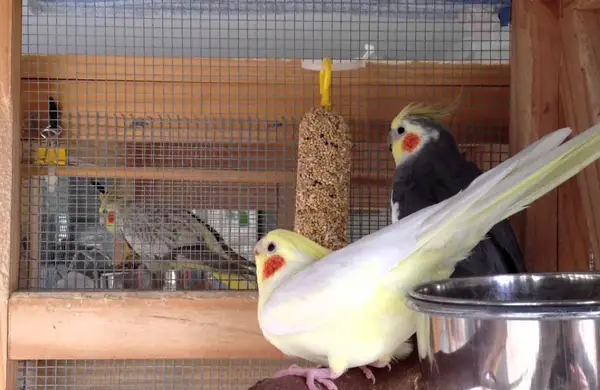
(263, 255, 286, 280)
(402, 133, 421, 152)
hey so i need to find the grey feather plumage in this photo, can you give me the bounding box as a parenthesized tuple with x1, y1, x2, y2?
(390, 117, 526, 277)
(94, 181, 257, 287)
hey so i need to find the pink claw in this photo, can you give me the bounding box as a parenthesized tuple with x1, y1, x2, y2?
(272, 364, 340, 390)
(369, 361, 392, 371)
(358, 361, 392, 385)
(359, 366, 376, 385)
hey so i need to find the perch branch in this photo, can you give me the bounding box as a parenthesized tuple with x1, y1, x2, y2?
(248, 349, 424, 390)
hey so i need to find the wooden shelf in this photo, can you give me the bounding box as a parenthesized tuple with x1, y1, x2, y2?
(9, 291, 283, 360)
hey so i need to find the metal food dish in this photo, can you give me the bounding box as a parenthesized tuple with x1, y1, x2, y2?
(406, 272, 600, 390)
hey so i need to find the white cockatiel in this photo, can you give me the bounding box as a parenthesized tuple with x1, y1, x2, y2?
(252, 123, 600, 390)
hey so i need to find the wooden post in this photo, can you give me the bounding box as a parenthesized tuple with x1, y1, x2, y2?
(559, 5, 600, 269)
(557, 100, 591, 271)
(510, 0, 561, 272)
(0, 0, 22, 387)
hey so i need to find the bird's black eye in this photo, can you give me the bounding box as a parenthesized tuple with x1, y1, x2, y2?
(396, 126, 405, 135)
(267, 242, 276, 253)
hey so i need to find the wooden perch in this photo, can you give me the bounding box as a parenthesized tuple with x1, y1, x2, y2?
(247, 321, 523, 390)
(248, 352, 424, 390)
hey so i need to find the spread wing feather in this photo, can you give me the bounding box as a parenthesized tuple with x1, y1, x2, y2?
(260, 128, 572, 337)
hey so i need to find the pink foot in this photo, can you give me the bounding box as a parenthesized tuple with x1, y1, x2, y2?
(369, 361, 392, 371)
(359, 366, 376, 385)
(272, 364, 341, 390)
(358, 361, 392, 385)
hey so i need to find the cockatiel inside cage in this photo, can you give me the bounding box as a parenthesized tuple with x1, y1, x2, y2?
(387, 102, 526, 278)
(91, 179, 257, 290)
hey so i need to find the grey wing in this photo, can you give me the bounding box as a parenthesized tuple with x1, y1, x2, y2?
(162, 212, 256, 279)
(391, 163, 440, 222)
(391, 154, 525, 276)
(435, 159, 526, 275)
(115, 205, 175, 260)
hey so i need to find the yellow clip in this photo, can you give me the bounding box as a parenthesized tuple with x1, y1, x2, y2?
(319, 57, 332, 111)
(35, 147, 68, 166)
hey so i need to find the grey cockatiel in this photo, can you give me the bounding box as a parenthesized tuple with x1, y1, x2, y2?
(91, 180, 257, 289)
(387, 102, 526, 276)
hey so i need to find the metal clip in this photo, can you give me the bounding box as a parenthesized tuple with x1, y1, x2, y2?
(36, 97, 68, 168)
(36, 97, 67, 193)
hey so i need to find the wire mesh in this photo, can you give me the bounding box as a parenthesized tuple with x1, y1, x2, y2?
(18, 358, 310, 389)
(19, 0, 511, 387)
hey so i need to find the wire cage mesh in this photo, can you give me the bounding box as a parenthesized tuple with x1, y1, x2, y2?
(18, 359, 310, 389)
(18, 0, 511, 387)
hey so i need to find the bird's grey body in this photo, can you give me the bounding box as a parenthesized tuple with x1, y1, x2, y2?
(390, 117, 526, 277)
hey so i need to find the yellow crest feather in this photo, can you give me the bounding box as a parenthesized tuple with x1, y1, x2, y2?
(391, 88, 463, 130)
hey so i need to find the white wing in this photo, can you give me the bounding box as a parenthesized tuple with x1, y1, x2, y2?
(259, 203, 437, 336)
(260, 127, 574, 337)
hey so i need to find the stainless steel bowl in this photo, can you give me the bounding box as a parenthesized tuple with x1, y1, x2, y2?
(406, 272, 600, 390)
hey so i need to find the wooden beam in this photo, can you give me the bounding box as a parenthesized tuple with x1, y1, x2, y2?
(9, 291, 284, 360)
(510, 0, 561, 272)
(20, 140, 507, 212)
(558, 177, 592, 270)
(557, 98, 592, 271)
(21, 141, 506, 181)
(19, 54, 510, 146)
(21, 55, 510, 87)
(21, 166, 297, 184)
(20, 81, 509, 143)
(559, 7, 600, 269)
(0, 0, 21, 386)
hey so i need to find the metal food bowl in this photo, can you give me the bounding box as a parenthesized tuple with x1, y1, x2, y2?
(406, 272, 600, 390)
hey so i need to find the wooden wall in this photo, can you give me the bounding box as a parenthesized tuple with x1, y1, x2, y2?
(510, 0, 600, 273)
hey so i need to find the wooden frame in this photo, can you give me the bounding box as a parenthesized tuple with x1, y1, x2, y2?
(509, 0, 599, 272)
(13, 0, 600, 376)
(9, 292, 283, 360)
(559, 3, 600, 269)
(0, 0, 21, 387)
